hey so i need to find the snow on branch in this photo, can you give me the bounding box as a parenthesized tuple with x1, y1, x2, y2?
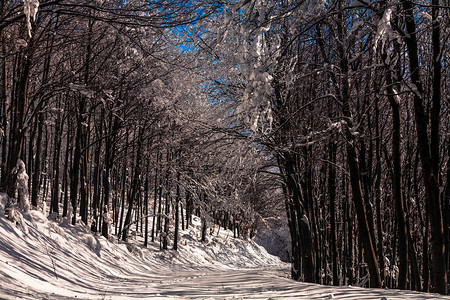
(23, 0, 39, 37)
(292, 120, 346, 147)
(374, 5, 401, 54)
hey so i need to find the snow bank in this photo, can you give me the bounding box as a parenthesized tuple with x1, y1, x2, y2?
(0, 208, 283, 299)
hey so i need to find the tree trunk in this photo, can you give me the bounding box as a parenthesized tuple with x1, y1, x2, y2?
(444, 156, 450, 285)
(284, 184, 300, 280)
(0, 26, 7, 185)
(5, 33, 35, 197)
(384, 61, 409, 289)
(151, 163, 158, 242)
(185, 190, 193, 229)
(117, 165, 127, 237)
(341, 72, 381, 288)
(336, 15, 381, 284)
(122, 128, 143, 242)
(374, 97, 385, 285)
(50, 109, 62, 215)
(144, 172, 149, 247)
(27, 120, 35, 198)
(201, 216, 207, 242)
(70, 97, 84, 225)
(329, 139, 339, 286)
(62, 115, 71, 217)
(173, 173, 180, 250)
(390, 100, 409, 289)
(92, 124, 102, 232)
(31, 113, 44, 207)
(284, 153, 314, 283)
(162, 186, 170, 250)
(157, 176, 163, 236)
(401, 0, 447, 293)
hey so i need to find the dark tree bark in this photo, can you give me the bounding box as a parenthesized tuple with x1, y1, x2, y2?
(444, 156, 450, 283)
(201, 216, 207, 242)
(284, 153, 315, 283)
(5, 31, 35, 197)
(173, 172, 180, 250)
(283, 181, 300, 280)
(374, 95, 385, 285)
(70, 96, 85, 225)
(328, 139, 339, 286)
(316, 14, 381, 287)
(144, 172, 149, 247)
(162, 152, 171, 250)
(185, 190, 193, 229)
(62, 114, 72, 217)
(384, 58, 408, 289)
(151, 160, 158, 242)
(91, 118, 102, 232)
(101, 111, 120, 238)
(157, 176, 163, 237)
(117, 130, 129, 237)
(31, 113, 44, 207)
(400, 0, 447, 293)
(50, 106, 62, 215)
(122, 127, 144, 242)
(117, 165, 127, 236)
(338, 37, 382, 289)
(0, 21, 7, 185)
(27, 119, 35, 196)
(78, 18, 94, 225)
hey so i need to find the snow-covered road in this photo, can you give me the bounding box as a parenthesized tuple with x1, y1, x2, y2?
(129, 268, 449, 300)
(1, 267, 449, 299)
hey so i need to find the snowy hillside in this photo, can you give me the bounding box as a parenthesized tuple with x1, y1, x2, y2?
(0, 195, 448, 299)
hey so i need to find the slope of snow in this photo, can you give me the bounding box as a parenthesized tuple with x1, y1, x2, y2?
(0, 198, 448, 299)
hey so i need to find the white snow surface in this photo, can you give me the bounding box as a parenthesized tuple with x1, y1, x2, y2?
(23, 0, 39, 37)
(0, 200, 448, 299)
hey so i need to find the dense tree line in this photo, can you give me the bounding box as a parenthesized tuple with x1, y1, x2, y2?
(202, 0, 449, 294)
(0, 0, 266, 248)
(0, 0, 448, 296)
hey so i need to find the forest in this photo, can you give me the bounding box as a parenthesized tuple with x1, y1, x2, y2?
(0, 0, 449, 296)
